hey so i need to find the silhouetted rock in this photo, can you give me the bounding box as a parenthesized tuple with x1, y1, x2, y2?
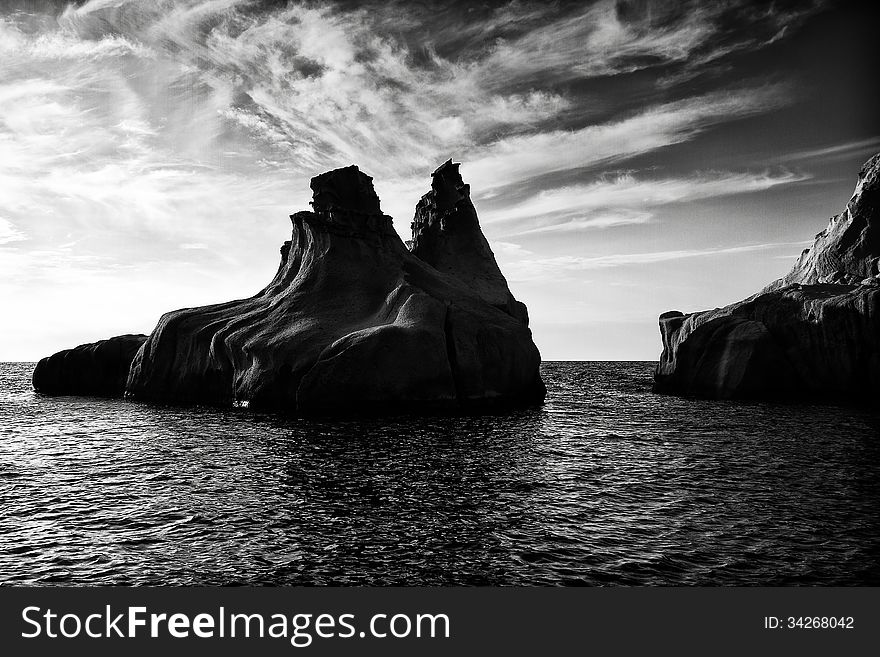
(411, 159, 529, 325)
(32, 334, 148, 397)
(655, 153, 880, 401)
(125, 163, 545, 413)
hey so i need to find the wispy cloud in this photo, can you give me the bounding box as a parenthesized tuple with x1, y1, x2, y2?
(500, 241, 812, 282)
(0, 18, 152, 61)
(0, 217, 25, 245)
(458, 0, 819, 88)
(483, 169, 809, 235)
(464, 86, 795, 193)
(470, 1, 715, 86)
(515, 210, 656, 234)
(1, 1, 801, 255)
(777, 137, 880, 163)
(52, 0, 572, 178)
(0, 10, 295, 262)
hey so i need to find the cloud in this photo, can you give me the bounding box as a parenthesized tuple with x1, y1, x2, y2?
(30, 0, 805, 185)
(490, 241, 534, 258)
(0, 17, 153, 61)
(513, 210, 657, 234)
(455, 0, 820, 89)
(463, 86, 795, 193)
(473, 0, 715, 86)
(481, 169, 809, 235)
(0, 217, 25, 245)
(777, 137, 880, 163)
(0, 10, 297, 263)
(501, 241, 812, 282)
(50, 0, 575, 180)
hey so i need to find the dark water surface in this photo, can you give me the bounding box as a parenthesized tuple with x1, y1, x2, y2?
(1, 361, 878, 585)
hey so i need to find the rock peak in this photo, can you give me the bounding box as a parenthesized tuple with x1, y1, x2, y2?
(411, 159, 529, 325)
(858, 151, 880, 181)
(310, 164, 382, 217)
(767, 151, 880, 289)
(428, 158, 469, 213)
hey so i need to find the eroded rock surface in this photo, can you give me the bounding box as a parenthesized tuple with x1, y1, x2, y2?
(32, 334, 148, 397)
(654, 153, 880, 401)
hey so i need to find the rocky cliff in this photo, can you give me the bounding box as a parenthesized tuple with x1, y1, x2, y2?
(654, 153, 880, 401)
(116, 162, 543, 413)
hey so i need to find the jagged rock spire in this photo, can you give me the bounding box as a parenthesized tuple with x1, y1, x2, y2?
(410, 159, 529, 325)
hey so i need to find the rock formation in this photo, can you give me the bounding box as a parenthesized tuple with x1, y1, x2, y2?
(33, 164, 544, 413)
(654, 153, 880, 401)
(108, 162, 542, 414)
(411, 159, 529, 325)
(32, 334, 148, 397)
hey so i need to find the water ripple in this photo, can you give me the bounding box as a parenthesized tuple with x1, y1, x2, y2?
(1, 361, 879, 585)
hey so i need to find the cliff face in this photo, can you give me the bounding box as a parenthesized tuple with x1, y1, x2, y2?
(654, 153, 880, 401)
(119, 163, 544, 413)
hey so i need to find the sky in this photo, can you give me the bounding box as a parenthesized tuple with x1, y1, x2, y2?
(1, 0, 878, 361)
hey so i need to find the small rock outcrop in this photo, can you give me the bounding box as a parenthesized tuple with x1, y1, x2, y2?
(116, 162, 544, 413)
(654, 153, 880, 401)
(32, 334, 148, 397)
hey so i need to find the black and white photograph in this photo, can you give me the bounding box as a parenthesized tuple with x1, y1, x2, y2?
(1, 0, 878, 637)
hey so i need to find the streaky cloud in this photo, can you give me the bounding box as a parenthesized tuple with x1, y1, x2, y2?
(501, 241, 813, 282)
(463, 85, 796, 194)
(481, 169, 809, 236)
(777, 137, 880, 163)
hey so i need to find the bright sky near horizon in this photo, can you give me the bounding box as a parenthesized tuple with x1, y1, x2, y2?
(1, 0, 878, 361)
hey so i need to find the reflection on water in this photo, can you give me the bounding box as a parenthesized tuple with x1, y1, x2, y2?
(1, 361, 878, 585)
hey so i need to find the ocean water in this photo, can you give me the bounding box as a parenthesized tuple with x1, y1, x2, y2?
(1, 361, 878, 586)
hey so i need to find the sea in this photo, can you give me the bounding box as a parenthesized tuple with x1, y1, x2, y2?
(1, 361, 878, 586)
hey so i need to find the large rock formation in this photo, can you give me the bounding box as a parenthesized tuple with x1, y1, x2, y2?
(32, 334, 148, 397)
(119, 162, 545, 413)
(654, 153, 880, 401)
